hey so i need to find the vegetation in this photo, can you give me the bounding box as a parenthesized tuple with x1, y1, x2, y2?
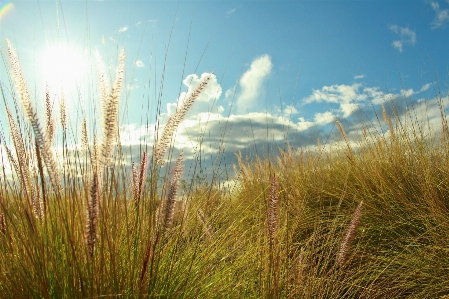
(1, 39, 449, 298)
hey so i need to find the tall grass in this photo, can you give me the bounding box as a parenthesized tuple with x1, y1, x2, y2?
(0, 37, 449, 299)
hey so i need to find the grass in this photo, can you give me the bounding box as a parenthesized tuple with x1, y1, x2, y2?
(1, 37, 449, 299)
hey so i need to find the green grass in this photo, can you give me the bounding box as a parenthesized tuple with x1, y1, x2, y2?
(1, 39, 449, 298)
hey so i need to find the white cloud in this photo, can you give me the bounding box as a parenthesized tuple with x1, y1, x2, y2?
(401, 88, 414, 98)
(354, 74, 365, 80)
(429, 1, 449, 29)
(283, 105, 298, 115)
(419, 83, 432, 93)
(314, 111, 335, 125)
(392, 40, 404, 52)
(225, 87, 236, 100)
(226, 8, 236, 17)
(235, 54, 273, 113)
(118, 26, 128, 33)
(136, 19, 157, 28)
(297, 117, 314, 131)
(116, 68, 449, 183)
(340, 103, 359, 118)
(135, 60, 144, 67)
(303, 83, 396, 117)
(304, 84, 362, 105)
(389, 25, 416, 52)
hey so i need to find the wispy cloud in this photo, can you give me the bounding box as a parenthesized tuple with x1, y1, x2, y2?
(389, 25, 416, 52)
(118, 26, 128, 33)
(303, 83, 395, 118)
(419, 82, 432, 93)
(134, 60, 144, 67)
(136, 19, 157, 28)
(226, 8, 236, 17)
(235, 54, 273, 113)
(354, 74, 365, 80)
(428, 1, 449, 29)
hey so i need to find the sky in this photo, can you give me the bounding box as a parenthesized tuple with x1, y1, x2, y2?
(0, 0, 448, 183)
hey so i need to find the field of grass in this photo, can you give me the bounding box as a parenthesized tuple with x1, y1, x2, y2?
(1, 39, 449, 298)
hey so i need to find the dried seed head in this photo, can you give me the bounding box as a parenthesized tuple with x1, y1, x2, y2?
(81, 118, 88, 150)
(155, 73, 213, 164)
(162, 152, 184, 232)
(337, 201, 363, 266)
(60, 91, 67, 131)
(268, 173, 279, 247)
(45, 84, 55, 144)
(6, 39, 61, 192)
(100, 49, 125, 166)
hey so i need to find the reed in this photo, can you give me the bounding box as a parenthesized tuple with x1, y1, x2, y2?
(162, 152, 184, 233)
(267, 173, 279, 248)
(336, 201, 363, 266)
(99, 48, 125, 167)
(154, 73, 213, 164)
(44, 84, 55, 145)
(5, 39, 61, 193)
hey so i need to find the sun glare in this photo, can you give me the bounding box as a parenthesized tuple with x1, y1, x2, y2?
(41, 44, 86, 94)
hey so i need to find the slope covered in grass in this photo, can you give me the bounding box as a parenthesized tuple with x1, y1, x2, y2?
(1, 40, 449, 298)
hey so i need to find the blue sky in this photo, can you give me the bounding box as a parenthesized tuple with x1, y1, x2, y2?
(1, 0, 449, 181)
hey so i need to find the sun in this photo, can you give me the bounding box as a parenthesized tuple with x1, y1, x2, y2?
(41, 44, 86, 94)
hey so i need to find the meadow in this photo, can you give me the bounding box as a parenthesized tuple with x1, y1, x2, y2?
(0, 38, 449, 299)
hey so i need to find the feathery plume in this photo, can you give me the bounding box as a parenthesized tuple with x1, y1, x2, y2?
(162, 152, 184, 232)
(138, 152, 148, 199)
(4, 109, 39, 218)
(382, 104, 395, 141)
(268, 173, 279, 247)
(45, 84, 55, 145)
(100, 49, 125, 166)
(337, 201, 363, 266)
(4, 145, 20, 180)
(95, 50, 110, 107)
(132, 162, 139, 202)
(60, 91, 67, 131)
(35, 138, 47, 215)
(92, 133, 99, 170)
(81, 118, 88, 150)
(0, 213, 5, 234)
(31, 182, 43, 219)
(132, 152, 148, 204)
(154, 73, 213, 164)
(336, 120, 355, 164)
(5, 107, 31, 201)
(5, 39, 61, 192)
